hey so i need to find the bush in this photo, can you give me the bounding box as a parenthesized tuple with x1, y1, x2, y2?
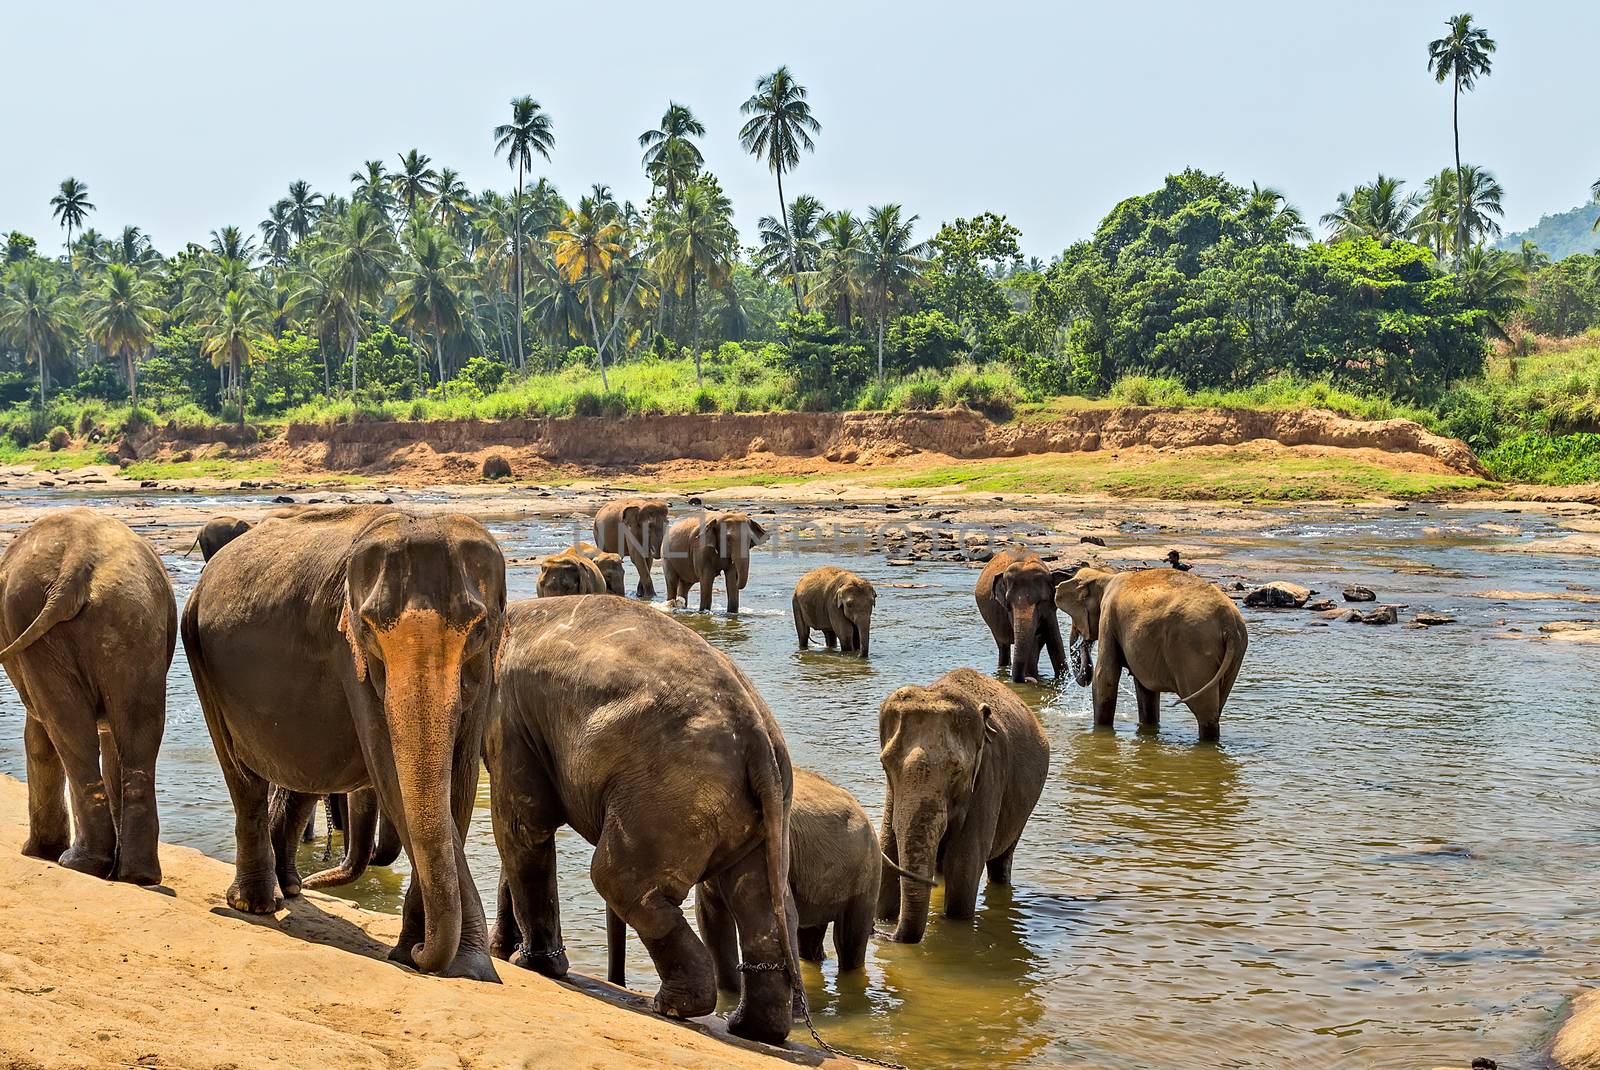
(1481, 432, 1600, 484)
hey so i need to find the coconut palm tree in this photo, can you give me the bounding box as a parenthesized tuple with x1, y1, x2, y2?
(755, 194, 824, 285)
(112, 225, 155, 267)
(199, 289, 268, 425)
(49, 178, 94, 261)
(351, 160, 397, 220)
(315, 201, 398, 393)
(395, 225, 469, 382)
(287, 262, 354, 392)
(1413, 165, 1505, 257)
(859, 204, 927, 381)
(1427, 13, 1496, 264)
(72, 229, 110, 273)
(85, 263, 160, 407)
(640, 103, 706, 205)
(260, 201, 294, 266)
(493, 95, 556, 370)
(209, 225, 258, 262)
(549, 201, 626, 385)
(284, 180, 324, 241)
(656, 177, 738, 384)
(738, 66, 821, 308)
(433, 168, 473, 238)
(1240, 183, 1310, 244)
(1517, 239, 1550, 274)
(1458, 246, 1524, 341)
(394, 149, 440, 215)
(809, 209, 865, 327)
(1320, 175, 1421, 245)
(0, 262, 75, 406)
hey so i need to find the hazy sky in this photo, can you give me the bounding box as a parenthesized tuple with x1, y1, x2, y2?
(5, 1, 1596, 258)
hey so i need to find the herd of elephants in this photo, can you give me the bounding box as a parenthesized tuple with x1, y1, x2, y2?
(0, 497, 1249, 1049)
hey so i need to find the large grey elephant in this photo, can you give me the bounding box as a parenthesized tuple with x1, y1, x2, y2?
(1055, 567, 1249, 742)
(877, 667, 1049, 944)
(486, 595, 800, 1044)
(792, 565, 876, 657)
(974, 548, 1069, 683)
(0, 509, 175, 885)
(593, 497, 670, 598)
(662, 512, 768, 613)
(182, 506, 507, 980)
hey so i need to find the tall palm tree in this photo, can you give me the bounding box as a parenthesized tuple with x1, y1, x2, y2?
(315, 201, 398, 393)
(655, 177, 738, 384)
(394, 149, 440, 215)
(1517, 239, 1550, 274)
(199, 289, 267, 425)
(209, 225, 258, 262)
(287, 262, 354, 392)
(112, 225, 154, 267)
(284, 180, 324, 241)
(395, 225, 469, 382)
(1320, 175, 1421, 245)
(433, 167, 473, 237)
(639, 103, 706, 205)
(0, 263, 75, 406)
(1414, 165, 1505, 257)
(755, 194, 824, 285)
(738, 66, 821, 308)
(1458, 246, 1524, 342)
(809, 209, 865, 327)
(49, 177, 94, 261)
(1427, 13, 1496, 264)
(1241, 183, 1310, 244)
(549, 202, 626, 385)
(260, 201, 294, 266)
(493, 95, 556, 369)
(351, 160, 397, 219)
(859, 204, 927, 381)
(85, 263, 160, 407)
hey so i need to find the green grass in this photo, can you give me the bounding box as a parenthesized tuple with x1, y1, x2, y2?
(609, 471, 816, 493)
(116, 457, 289, 482)
(0, 442, 112, 471)
(1479, 432, 1600, 485)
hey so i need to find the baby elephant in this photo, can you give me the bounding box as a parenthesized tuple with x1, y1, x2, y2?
(572, 542, 626, 596)
(0, 509, 176, 885)
(878, 668, 1049, 944)
(190, 515, 251, 561)
(697, 768, 879, 987)
(792, 566, 876, 657)
(536, 546, 608, 597)
(663, 512, 768, 614)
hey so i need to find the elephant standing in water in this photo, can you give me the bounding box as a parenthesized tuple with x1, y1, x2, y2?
(663, 512, 767, 613)
(1054, 567, 1248, 742)
(0, 509, 175, 885)
(593, 498, 670, 598)
(183, 506, 507, 980)
(878, 668, 1049, 944)
(536, 547, 608, 597)
(487, 596, 800, 1044)
(975, 548, 1070, 683)
(792, 565, 876, 657)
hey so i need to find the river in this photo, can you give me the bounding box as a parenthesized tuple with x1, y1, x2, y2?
(1, 491, 1596, 1069)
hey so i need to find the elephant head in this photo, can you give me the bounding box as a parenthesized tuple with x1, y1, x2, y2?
(830, 574, 876, 657)
(1054, 566, 1114, 687)
(878, 682, 997, 943)
(194, 516, 251, 562)
(699, 512, 768, 591)
(338, 513, 506, 976)
(631, 500, 670, 560)
(990, 554, 1063, 683)
(536, 549, 603, 597)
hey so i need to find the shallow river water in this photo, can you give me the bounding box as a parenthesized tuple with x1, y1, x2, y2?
(2, 491, 1598, 1069)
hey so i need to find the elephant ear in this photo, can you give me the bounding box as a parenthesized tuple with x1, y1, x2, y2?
(621, 504, 639, 525)
(992, 571, 1012, 606)
(338, 598, 368, 683)
(969, 702, 999, 793)
(702, 515, 723, 554)
(748, 519, 769, 546)
(1050, 563, 1085, 588)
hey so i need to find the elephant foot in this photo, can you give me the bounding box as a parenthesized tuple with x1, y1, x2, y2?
(301, 864, 359, 890)
(57, 844, 115, 879)
(226, 879, 284, 915)
(489, 917, 519, 961)
(386, 942, 501, 982)
(727, 976, 794, 1045)
(653, 979, 716, 1021)
(113, 856, 162, 887)
(20, 836, 67, 863)
(509, 943, 568, 978)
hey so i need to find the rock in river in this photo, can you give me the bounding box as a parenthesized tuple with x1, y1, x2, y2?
(1243, 581, 1312, 608)
(1344, 586, 1377, 602)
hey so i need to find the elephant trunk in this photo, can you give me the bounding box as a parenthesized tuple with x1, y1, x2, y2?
(733, 553, 751, 592)
(891, 803, 945, 944)
(856, 617, 870, 659)
(1069, 624, 1094, 687)
(1010, 603, 1038, 683)
(376, 609, 467, 975)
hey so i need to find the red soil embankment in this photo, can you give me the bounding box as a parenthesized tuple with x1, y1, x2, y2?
(268, 406, 1486, 477)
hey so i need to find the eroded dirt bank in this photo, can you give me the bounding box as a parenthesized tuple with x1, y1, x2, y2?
(0, 775, 851, 1070)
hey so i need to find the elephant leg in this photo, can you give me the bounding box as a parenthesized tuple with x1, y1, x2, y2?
(822, 629, 837, 650)
(797, 924, 827, 964)
(1135, 682, 1161, 732)
(268, 788, 320, 898)
(591, 823, 715, 1022)
(370, 810, 403, 867)
(942, 835, 985, 921)
(490, 878, 520, 962)
(302, 786, 378, 889)
(834, 892, 874, 973)
(723, 568, 740, 615)
(995, 640, 1010, 671)
(987, 841, 1017, 885)
(102, 693, 163, 886)
(21, 714, 69, 863)
(877, 793, 900, 921)
(1092, 639, 1124, 729)
(500, 830, 566, 978)
(1042, 612, 1067, 679)
(607, 906, 627, 985)
(793, 600, 809, 649)
(40, 687, 117, 879)
(488, 722, 564, 975)
(439, 734, 497, 981)
(216, 755, 280, 913)
(1186, 690, 1223, 744)
(698, 570, 715, 613)
(693, 880, 742, 994)
(708, 845, 797, 1045)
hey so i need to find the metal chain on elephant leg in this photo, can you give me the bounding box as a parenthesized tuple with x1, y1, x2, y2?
(321, 795, 336, 863)
(736, 961, 907, 1069)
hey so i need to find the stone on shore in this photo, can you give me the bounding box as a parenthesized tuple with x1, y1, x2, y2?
(1243, 581, 1311, 608)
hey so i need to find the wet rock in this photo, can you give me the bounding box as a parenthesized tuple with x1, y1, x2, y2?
(1243, 581, 1311, 609)
(1413, 612, 1456, 626)
(1343, 586, 1377, 602)
(887, 559, 915, 567)
(1079, 535, 1106, 546)
(140, 480, 158, 488)
(1304, 599, 1335, 612)
(482, 454, 513, 480)
(1357, 605, 1398, 625)
(1320, 607, 1360, 622)
(272, 495, 295, 504)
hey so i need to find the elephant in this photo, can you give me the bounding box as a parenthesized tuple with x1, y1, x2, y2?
(486, 595, 800, 1044)
(536, 546, 607, 597)
(572, 542, 626, 596)
(593, 498, 670, 598)
(877, 667, 1049, 944)
(662, 512, 768, 614)
(1054, 567, 1249, 742)
(182, 505, 507, 980)
(975, 548, 1070, 684)
(0, 509, 176, 885)
(189, 516, 251, 561)
(792, 565, 876, 657)
(696, 767, 879, 985)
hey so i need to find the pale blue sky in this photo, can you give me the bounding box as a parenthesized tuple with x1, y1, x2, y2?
(4, 1, 1596, 257)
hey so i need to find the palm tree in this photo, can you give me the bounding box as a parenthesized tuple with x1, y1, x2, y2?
(112, 225, 154, 267)
(0, 263, 75, 406)
(1241, 183, 1310, 244)
(85, 263, 160, 407)
(351, 160, 397, 219)
(809, 209, 865, 327)
(1320, 175, 1421, 245)
(287, 262, 354, 392)
(1413, 172, 1457, 259)
(284, 180, 324, 241)
(859, 204, 927, 381)
(549, 202, 626, 385)
(260, 201, 294, 266)
(209, 225, 258, 263)
(50, 178, 94, 261)
(1517, 239, 1550, 274)
(72, 229, 110, 273)
(199, 289, 267, 425)
(1414, 165, 1505, 257)
(395, 225, 469, 382)
(493, 95, 556, 369)
(1458, 246, 1524, 342)
(394, 149, 440, 215)
(655, 177, 738, 384)
(1427, 13, 1496, 264)
(639, 103, 706, 205)
(755, 194, 824, 285)
(738, 66, 821, 308)
(433, 168, 473, 237)
(315, 201, 398, 393)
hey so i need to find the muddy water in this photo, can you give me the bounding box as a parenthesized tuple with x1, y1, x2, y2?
(3, 495, 1599, 1069)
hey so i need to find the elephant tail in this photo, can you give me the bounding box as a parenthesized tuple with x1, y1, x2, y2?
(0, 564, 90, 663)
(749, 735, 801, 992)
(1175, 635, 1232, 707)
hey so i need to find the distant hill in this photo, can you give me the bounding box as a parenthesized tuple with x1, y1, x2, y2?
(1498, 202, 1600, 261)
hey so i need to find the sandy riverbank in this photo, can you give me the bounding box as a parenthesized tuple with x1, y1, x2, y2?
(0, 775, 854, 1070)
